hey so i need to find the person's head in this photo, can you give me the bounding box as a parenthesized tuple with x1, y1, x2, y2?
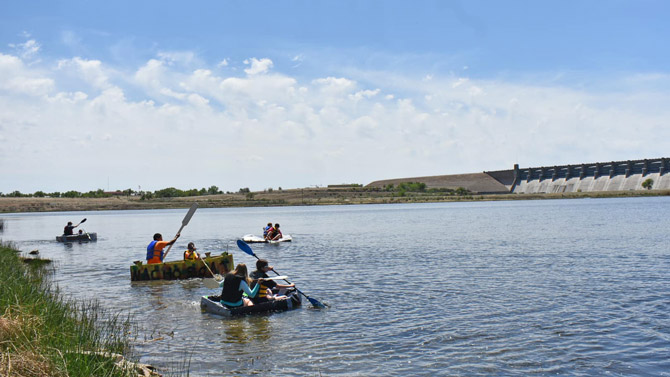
(67, 221, 73, 226)
(267, 222, 272, 227)
(256, 259, 271, 272)
(153, 233, 162, 241)
(187, 242, 196, 251)
(232, 263, 250, 283)
(274, 223, 280, 229)
(78, 230, 83, 234)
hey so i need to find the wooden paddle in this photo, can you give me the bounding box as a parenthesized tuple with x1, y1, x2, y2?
(236, 239, 328, 308)
(162, 203, 198, 260)
(202, 255, 224, 289)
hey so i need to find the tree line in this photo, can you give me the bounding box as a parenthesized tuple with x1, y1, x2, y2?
(0, 185, 240, 199)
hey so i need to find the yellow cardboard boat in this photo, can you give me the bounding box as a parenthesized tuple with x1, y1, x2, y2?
(130, 252, 234, 281)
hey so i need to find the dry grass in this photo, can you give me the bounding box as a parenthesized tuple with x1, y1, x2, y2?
(1, 188, 669, 214)
(0, 308, 58, 377)
(0, 350, 57, 377)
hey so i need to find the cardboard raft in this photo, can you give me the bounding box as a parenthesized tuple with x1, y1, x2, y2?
(130, 252, 234, 281)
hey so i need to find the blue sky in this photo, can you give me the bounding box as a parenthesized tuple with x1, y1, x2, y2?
(1, 1, 669, 193)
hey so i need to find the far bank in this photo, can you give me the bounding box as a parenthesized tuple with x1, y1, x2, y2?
(1, 187, 669, 214)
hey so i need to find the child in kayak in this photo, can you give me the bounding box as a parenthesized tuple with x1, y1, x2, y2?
(250, 259, 295, 303)
(183, 242, 200, 261)
(266, 223, 282, 241)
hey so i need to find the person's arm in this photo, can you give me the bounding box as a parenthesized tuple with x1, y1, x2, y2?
(239, 279, 261, 298)
(276, 283, 295, 289)
(168, 233, 181, 245)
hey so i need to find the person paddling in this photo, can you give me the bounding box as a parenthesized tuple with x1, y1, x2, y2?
(146, 232, 180, 264)
(250, 259, 294, 303)
(218, 263, 263, 308)
(63, 221, 81, 235)
(183, 242, 200, 261)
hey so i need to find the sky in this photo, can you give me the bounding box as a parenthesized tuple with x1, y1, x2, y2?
(1, 0, 670, 193)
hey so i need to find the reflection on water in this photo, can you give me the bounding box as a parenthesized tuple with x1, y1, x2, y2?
(221, 317, 272, 345)
(2, 198, 670, 376)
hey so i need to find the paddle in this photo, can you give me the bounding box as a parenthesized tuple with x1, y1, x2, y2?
(201, 255, 224, 289)
(77, 218, 91, 240)
(163, 203, 198, 260)
(236, 239, 328, 308)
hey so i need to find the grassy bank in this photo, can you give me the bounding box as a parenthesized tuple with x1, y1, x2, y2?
(1, 187, 670, 213)
(0, 243, 144, 377)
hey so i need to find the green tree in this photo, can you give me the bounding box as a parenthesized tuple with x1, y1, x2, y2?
(155, 187, 182, 198)
(642, 178, 654, 190)
(62, 190, 81, 198)
(207, 185, 220, 195)
(239, 187, 250, 194)
(33, 191, 46, 197)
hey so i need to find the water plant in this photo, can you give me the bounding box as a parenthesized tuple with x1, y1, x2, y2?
(0, 242, 139, 377)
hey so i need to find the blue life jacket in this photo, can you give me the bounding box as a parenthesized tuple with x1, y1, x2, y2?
(146, 240, 158, 260)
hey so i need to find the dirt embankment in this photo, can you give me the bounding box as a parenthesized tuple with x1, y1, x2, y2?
(1, 187, 668, 213)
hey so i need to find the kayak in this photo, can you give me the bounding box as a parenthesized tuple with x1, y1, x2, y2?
(129, 252, 234, 281)
(200, 290, 302, 317)
(241, 234, 293, 243)
(56, 233, 97, 242)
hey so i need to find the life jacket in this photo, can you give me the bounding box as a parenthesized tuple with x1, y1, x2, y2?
(184, 250, 198, 261)
(263, 226, 271, 236)
(64, 225, 74, 235)
(146, 240, 162, 263)
(221, 273, 244, 303)
(266, 228, 276, 239)
(250, 271, 270, 299)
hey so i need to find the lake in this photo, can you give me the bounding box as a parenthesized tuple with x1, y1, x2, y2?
(1, 197, 669, 376)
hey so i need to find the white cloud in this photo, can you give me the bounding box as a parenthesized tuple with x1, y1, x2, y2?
(1, 47, 670, 193)
(157, 51, 197, 66)
(243, 58, 273, 75)
(57, 57, 111, 89)
(0, 53, 54, 95)
(9, 38, 40, 60)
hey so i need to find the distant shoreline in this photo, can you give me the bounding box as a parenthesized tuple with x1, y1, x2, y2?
(1, 187, 668, 214)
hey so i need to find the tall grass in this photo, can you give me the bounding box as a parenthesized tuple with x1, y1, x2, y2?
(0, 242, 136, 377)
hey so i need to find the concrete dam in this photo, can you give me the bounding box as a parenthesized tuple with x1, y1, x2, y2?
(366, 157, 670, 194)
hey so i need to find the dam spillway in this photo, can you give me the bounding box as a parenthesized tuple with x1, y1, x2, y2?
(512, 158, 670, 194)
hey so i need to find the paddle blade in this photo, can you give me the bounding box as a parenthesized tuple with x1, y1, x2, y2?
(182, 202, 198, 226)
(203, 278, 221, 289)
(263, 275, 288, 281)
(80, 218, 87, 223)
(236, 240, 256, 257)
(307, 296, 328, 309)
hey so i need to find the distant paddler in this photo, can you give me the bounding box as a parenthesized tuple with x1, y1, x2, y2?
(63, 218, 86, 235)
(146, 232, 180, 264)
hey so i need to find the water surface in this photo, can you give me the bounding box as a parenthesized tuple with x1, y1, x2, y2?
(2, 197, 669, 376)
